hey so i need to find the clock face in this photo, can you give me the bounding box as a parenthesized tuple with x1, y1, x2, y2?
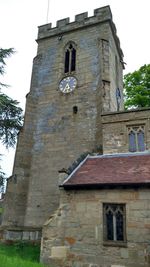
(59, 76, 77, 94)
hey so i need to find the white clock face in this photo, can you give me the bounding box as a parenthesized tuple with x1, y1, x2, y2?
(59, 76, 77, 94)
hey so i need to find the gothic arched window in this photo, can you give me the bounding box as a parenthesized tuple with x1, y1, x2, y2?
(128, 125, 145, 152)
(64, 43, 76, 74)
(103, 203, 126, 243)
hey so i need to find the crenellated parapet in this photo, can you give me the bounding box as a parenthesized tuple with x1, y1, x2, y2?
(37, 5, 123, 59)
(38, 6, 112, 40)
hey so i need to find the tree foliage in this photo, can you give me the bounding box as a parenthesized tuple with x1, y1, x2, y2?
(0, 161, 5, 192)
(124, 64, 150, 109)
(0, 48, 23, 192)
(0, 93, 22, 148)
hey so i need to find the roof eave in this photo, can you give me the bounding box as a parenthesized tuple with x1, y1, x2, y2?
(61, 182, 150, 190)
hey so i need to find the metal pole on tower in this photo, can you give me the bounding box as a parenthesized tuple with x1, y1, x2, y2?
(46, 0, 50, 23)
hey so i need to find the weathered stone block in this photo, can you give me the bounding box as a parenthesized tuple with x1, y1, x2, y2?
(51, 246, 68, 258)
(56, 18, 70, 28)
(94, 6, 112, 20)
(120, 248, 129, 259)
(22, 231, 30, 240)
(75, 12, 88, 22)
(5, 230, 22, 240)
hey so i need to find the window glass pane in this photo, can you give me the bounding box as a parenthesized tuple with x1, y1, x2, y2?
(64, 50, 69, 73)
(106, 211, 113, 240)
(137, 131, 145, 151)
(71, 48, 76, 71)
(69, 44, 73, 49)
(129, 131, 136, 152)
(116, 211, 124, 241)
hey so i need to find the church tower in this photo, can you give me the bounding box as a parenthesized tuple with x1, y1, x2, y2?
(2, 6, 124, 239)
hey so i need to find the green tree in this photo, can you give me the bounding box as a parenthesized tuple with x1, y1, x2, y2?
(0, 93, 23, 147)
(124, 64, 150, 109)
(0, 163, 5, 193)
(0, 48, 23, 192)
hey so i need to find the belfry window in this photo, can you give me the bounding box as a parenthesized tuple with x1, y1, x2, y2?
(128, 125, 145, 152)
(64, 43, 76, 74)
(103, 203, 126, 243)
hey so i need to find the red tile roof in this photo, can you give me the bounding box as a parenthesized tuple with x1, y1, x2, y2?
(62, 153, 150, 188)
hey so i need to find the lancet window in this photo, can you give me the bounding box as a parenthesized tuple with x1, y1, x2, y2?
(64, 43, 76, 74)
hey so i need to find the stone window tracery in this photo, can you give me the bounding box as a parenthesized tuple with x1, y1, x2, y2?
(64, 43, 76, 74)
(103, 203, 126, 244)
(128, 125, 145, 152)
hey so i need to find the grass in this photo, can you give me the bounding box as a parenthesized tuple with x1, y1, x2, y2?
(0, 242, 46, 267)
(0, 255, 46, 267)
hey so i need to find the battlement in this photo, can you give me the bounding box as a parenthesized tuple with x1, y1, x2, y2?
(38, 6, 113, 40)
(37, 5, 123, 59)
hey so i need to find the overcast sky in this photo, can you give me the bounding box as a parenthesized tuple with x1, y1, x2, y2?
(0, 0, 150, 176)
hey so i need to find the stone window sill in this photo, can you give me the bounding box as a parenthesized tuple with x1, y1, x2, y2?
(103, 241, 127, 247)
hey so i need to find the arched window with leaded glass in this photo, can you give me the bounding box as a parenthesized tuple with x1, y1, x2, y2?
(103, 203, 126, 243)
(128, 125, 145, 152)
(64, 43, 76, 74)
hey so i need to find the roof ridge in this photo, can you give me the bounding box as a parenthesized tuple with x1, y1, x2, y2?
(88, 151, 150, 159)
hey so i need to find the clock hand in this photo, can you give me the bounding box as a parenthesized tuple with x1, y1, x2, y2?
(64, 83, 70, 90)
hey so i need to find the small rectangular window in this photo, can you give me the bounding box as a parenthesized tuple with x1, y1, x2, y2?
(103, 203, 126, 245)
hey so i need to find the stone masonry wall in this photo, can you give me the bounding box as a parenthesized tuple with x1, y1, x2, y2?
(24, 24, 104, 227)
(41, 188, 150, 267)
(0, 197, 4, 225)
(2, 92, 38, 227)
(102, 108, 150, 154)
(2, 6, 124, 231)
(23, 7, 124, 227)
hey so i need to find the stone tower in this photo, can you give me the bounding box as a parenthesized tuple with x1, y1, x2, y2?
(2, 6, 124, 239)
